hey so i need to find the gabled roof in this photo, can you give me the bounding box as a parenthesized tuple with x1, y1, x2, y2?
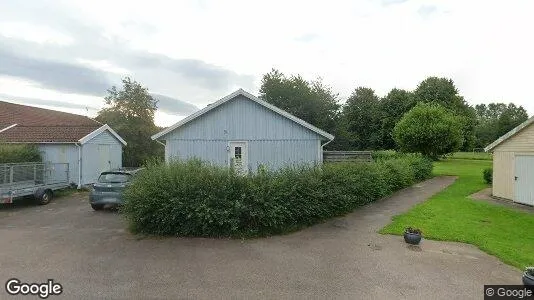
(79, 124, 127, 146)
(485, 115, 534, 152)
(0, 100, 125, 145)
(152, 89, 335, 141)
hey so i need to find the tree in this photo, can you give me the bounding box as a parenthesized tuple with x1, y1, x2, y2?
(259, 69, 345, 148)
(378, 88, 417, 149)
(393, 102, 463, 159)
(474, 103, 528, 147)
(414, 77, 476, 150)
(342, 87, 381, 150)
(96, 77, 163, 167)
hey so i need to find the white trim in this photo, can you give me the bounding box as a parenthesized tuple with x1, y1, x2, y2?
(227, 140, 249, 174)
(78, 124, 127, 146)
(0, 123, 17, 133)
(151, 89, 335, 141)
(75, 143, 82, 189)
(485, 116, 534, 152)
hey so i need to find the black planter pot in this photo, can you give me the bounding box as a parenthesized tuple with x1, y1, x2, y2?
(404, 232, 422, 245)
(523, 272, 534, 286)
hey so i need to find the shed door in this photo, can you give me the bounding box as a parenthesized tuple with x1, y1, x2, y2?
(514, 155, 534, 206)
(228, 142, 248, 175)
(98, 144, 112, 173)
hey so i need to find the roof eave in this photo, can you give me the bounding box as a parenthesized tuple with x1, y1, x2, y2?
(78, 124, 127, 146)
(151, 89, 335, 141)
(484, 115, 534, 152)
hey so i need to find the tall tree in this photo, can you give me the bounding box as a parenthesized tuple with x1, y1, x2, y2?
(414, 77, 476, 150)
(342, 87, 381, 150)
(96, 77, 163, 167)
(378, 88, 417, 149)
(474, 103, 528, 147)
(259, 69, 344, 148)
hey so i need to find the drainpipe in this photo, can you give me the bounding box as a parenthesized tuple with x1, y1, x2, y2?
(75, 143, 82, 189)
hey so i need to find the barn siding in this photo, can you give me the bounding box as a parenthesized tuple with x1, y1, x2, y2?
(81, 130, 123, 184)
(38, 144, 79, 185)
(163, 95, 325, 170)
(492, 123, 534, 201)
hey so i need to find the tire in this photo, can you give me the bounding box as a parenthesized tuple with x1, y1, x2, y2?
(91, 204, 104, 211)
(35, 189, 53, 205)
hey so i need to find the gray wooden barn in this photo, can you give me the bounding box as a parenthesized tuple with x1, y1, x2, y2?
(152, 89, 334, 173)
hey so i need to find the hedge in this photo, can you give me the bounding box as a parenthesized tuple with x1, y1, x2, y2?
(122, 156, 433, 238)
(483, 167, 493, 184)
(0, 144, 42, 164)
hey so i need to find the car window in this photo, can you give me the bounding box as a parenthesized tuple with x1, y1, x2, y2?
(98, 173, 132, 183)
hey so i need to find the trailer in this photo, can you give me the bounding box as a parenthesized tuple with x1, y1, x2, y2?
(0, 162, 70, 205)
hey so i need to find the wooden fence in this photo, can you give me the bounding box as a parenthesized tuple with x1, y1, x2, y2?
(323, 151, 373, 162)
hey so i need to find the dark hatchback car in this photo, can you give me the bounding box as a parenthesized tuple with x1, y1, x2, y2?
(89, 168, 143, 210)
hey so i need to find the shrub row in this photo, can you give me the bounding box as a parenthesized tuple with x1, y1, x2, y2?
(0, 144, 42, 164)
(123, 156, 433, 238)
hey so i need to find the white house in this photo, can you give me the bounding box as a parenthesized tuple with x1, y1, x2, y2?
(0, 101, 126, 187)
(152, 89, 334, 173)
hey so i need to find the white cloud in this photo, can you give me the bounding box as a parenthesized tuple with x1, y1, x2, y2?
(0, 21, 74, 46)
(1, 0, 533, 127)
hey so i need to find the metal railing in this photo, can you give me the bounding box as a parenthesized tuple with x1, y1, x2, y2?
(0, 162, 69, 189)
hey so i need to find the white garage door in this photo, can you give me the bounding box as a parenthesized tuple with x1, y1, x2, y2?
(514, 155, 534, 206)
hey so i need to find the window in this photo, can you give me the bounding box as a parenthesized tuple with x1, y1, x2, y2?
(98, 172, 131, 183)
(235, 146, 242, 159)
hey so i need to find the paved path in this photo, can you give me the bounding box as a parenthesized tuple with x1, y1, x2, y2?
(470, 187, 534, 213)
(0, 177, 521, 299)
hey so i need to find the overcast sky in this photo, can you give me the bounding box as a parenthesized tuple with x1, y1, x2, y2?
(1, 0, 533, 127)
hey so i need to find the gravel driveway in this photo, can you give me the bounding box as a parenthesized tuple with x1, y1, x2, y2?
(0, 177, 520, 299)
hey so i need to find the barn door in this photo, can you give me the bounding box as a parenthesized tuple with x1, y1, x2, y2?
(514, 155, 534, 206)
(228, 141, 248, 175)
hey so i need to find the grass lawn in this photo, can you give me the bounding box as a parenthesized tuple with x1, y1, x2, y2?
(448, 152, 492, 160)
(381, 159, 534, 269)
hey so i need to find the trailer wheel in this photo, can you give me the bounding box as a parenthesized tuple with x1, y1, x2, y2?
(35, 189, 53, 205)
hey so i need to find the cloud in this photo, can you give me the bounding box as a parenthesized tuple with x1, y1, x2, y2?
(295, 33, 320, 42)
(418, 5, 438, 17)
(380, 0, 409, 6)
(128, 53, 254, 91)
(151, 93, 198, 116)
(0, 93, 99, 112)
(0, 47, 114, 96)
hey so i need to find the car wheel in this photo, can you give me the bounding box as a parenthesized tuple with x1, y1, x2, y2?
(35, 189, 52, 205)
(91, 204, 104, 211)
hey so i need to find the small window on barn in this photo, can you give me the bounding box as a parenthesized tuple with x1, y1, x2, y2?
(235, 147, 242, 159)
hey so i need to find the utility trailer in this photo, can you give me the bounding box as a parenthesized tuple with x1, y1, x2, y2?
(0, 162, 70, 205)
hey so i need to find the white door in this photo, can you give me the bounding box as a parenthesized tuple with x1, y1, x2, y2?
(514, 155, 534, 206)
(98, 144, 112, 173)
(228, 142, 248, 175)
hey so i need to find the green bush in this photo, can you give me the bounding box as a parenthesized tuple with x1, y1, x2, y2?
(0, 144, 42, 163)
(373, 151, 433, 181)
(393, 102, 464, 159)
(483, 167, 493, 184)
(123, 157, 433, 238)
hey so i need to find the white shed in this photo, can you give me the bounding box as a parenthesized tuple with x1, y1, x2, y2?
(485, 116, 534, 206)
(0, 101, 126, 187)
(152, 89, 334, 173)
